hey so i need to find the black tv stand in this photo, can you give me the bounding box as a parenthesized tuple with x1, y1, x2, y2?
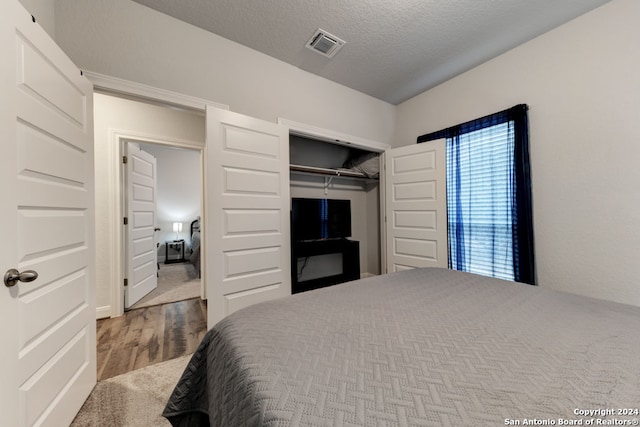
(291, 239, 360, 294)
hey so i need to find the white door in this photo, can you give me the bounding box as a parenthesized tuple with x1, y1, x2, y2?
(124, 143, 158, 308)
(0, 2, 96, 426)
(385, 140, 447, 272)
(207, 107, 290, 326)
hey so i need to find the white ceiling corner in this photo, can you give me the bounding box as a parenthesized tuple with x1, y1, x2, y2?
(130, 0, 611, 105)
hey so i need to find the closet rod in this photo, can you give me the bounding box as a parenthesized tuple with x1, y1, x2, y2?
(289, 164, 368, 179)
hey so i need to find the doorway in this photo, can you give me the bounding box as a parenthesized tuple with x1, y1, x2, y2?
(93, 92, 206, 319)
(126, 142, 202, 310)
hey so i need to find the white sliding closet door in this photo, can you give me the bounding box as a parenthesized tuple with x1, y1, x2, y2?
(207, 107, 291, 327)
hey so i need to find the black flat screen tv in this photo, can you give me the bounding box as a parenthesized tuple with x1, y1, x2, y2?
(291, 198, 351, 241)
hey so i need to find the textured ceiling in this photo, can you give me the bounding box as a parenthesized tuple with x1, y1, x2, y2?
(131, 0, 610, 105)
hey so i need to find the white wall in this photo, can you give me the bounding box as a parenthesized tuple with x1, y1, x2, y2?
(93, 93, 205, 318)
(395, 0, 640, 306)
(138, 144, 200, 259)
(43, 0, 640, 309)
(53, 0, 395, 145)
(18, 0, 55, 38)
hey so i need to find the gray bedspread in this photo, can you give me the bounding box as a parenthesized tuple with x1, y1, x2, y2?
(163, 268, 640, 426)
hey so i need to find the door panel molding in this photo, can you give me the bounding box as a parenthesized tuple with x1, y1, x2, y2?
(208, 107, 291, 327)
(124, 143, 158, 308)
(385, 140, 447, 273)
(1, 2, 96, 424)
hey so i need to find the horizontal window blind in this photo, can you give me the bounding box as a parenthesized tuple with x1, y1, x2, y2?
(447, 122, 515, 280)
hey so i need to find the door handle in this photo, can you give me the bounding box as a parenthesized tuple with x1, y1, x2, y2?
(4, 269, 38, 288)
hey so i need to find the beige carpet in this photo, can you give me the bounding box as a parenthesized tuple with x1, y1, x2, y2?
(71, 354, 191, 427)
(130, 262, 201, 310)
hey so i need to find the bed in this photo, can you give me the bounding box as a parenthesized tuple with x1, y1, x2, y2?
(163, 267, 640, 426)
(189, 218, 201, 274)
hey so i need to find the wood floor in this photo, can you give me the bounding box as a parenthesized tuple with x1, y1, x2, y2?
(96, 297, 207, 381)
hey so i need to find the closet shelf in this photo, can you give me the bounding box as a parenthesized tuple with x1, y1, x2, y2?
(290, 164, 376, 180)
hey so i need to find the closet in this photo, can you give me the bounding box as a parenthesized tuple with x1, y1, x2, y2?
(208, 109, 446, 326)
(289, 134, 382, 290)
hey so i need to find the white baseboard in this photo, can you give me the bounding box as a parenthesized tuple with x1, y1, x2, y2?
(360, 272, 378, 279)
(96, 305, 112, 320)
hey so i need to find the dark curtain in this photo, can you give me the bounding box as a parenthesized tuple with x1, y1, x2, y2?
(417, 104, 536, 285)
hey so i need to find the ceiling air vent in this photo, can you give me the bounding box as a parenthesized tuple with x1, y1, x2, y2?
(305, 29, 346, 59)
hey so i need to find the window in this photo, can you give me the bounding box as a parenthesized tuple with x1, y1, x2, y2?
(418, 105, 536, 284)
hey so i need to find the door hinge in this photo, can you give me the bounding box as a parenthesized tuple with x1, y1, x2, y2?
(122, 155, 128, 164)
(123, 217, 128, 225)
(124, 278, 128, 287)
